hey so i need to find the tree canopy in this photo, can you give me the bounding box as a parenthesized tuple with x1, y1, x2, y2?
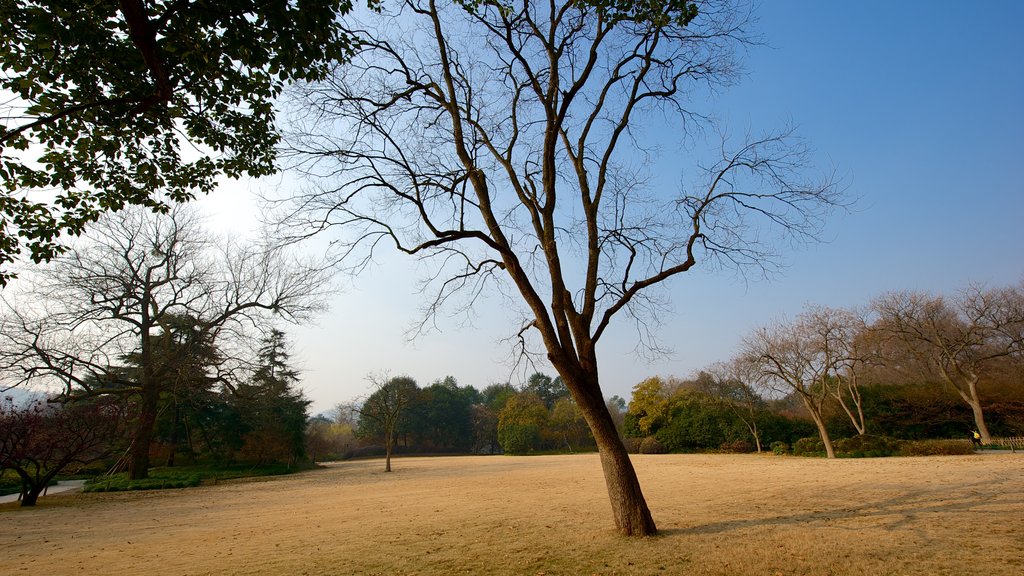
(0, 0, 365, 283)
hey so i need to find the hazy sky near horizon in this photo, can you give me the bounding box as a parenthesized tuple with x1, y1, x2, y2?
(196, 1, 1024, 415)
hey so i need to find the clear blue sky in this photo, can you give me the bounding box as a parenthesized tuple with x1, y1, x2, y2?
(202, 1, 1024, 415)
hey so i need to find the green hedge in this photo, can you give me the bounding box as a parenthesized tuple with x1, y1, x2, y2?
(84, 463, 303, 493)
(789, 435, 976, 458)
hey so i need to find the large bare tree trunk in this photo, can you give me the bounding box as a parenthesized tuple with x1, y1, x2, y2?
(804, 400, 836, 459)
(571, 374, 657, 536)
(19, 484, 43, 507)
(129, 382, 159, 480)
(967, 394, 992, 445)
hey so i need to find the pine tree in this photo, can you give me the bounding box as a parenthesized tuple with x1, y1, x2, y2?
(235, 329, 310, 466)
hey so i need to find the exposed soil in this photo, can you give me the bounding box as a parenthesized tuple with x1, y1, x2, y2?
(2, 453, 1022, 575)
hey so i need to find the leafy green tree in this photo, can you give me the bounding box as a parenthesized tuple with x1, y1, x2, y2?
(497, 393, 548, 455)
(305, 414, 356, 463)
(626, 377, 673, 437)
(548, 397, 594, 453)
(524, 372, 570, 410)
(0, 0, 367, 283)
(482, 383, 517, 413)
(233, 329, 310, 466)
(124, 313, 223, 466)
(653, 390, 748, 452)
(406, 378, 475, 451)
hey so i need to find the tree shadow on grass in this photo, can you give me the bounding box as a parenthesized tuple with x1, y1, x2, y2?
(662, 478, 1021, 537)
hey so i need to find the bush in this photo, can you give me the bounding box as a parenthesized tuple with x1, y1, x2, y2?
(898, 439, 975, 456)
(622, 437, 643, 454)
(0, 470, 25, 496)
(497, 423, 541, 455)
(833, 434, 902, 458)
(718, 440, 754, 453)
(83, 463, 302, 493)
(792, 436, 825, 457)
(86, 473, 201, 492)
(639, 436, 666, 454)
(770, 441, 789, 455)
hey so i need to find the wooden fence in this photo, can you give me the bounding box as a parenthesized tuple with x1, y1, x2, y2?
(990, 437, 1024, 452)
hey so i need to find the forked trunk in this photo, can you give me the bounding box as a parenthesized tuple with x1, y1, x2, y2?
(571, 374, 657, 536)
(20, 487, 42, 507)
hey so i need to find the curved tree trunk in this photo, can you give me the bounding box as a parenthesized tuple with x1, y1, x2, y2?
(570, 372, 657, 536)
(967, 396, 992, 445)
(806, 404, 836, 459)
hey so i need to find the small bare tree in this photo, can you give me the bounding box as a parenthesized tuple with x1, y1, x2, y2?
(820, 308, 871, 436)
(354, 375, 417, 472)
(0, 207, 330, 479)
(282, 0, 842, 534)
(742, 306, 857, 458)
(872, 284, 1024, 444)
(703, 362, 767, 452)
(0, 396, 122, 506)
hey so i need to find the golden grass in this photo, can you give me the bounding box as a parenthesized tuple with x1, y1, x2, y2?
(2, 453, 1022, 575)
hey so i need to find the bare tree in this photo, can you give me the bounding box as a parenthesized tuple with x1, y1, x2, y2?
(742, 306, 857, 458)
(703, 363, 767, 452)
(0, 396, 122, 506)
(829, 310, 874, 436)
(0, 207, 330, 479)
(282, 0, 842, 534)
(872, 284, 1024, 444)
(354, 375, 418, 472)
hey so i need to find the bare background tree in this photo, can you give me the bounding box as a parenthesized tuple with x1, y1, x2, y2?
(703, 361, 767, 452)
(871, 285, 1024, 444)
(741, 306, 857, 459)
(281, 0, 842, 535)
(0, 396, 122, 506)
(0, 207, 330, 479)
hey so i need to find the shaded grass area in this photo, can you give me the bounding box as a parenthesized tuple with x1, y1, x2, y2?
(83, 463, 311, 493)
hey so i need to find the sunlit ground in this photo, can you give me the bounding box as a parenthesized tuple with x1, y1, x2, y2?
(2, 453, 1022, 575)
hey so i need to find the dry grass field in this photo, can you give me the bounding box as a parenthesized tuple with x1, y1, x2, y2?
(2, 453, 1022, 575)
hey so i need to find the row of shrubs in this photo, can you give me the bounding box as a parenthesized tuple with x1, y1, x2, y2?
(781, 435, 976, 457)
(625, 434, 977, 457)
(623, 437, 758, 454)
(82, 463, 304, 493)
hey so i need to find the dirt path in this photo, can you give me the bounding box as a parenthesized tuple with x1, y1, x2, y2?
(2, 454, 1022, 575)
